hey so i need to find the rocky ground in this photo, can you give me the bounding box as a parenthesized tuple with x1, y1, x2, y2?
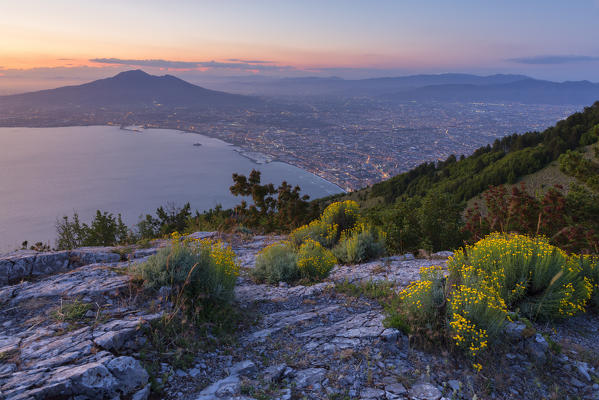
(1, 233, 598, 400)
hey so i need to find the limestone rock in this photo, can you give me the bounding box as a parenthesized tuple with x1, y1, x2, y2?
(263, 363, 287, 383)
(526, 334, 549, 364)
(106, 356, 149, 394)
(294, 368, 327, 388)
(361, 387, 386, 399)
(229, 360, 257, 377)
(408, 383, 442, 400)
(132, 384, 151, 400)
(196, 375, 241, 399)
(385, 383, 407, 395)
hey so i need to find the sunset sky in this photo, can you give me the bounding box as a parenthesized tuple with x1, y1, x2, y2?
(1, 0, 599, 93)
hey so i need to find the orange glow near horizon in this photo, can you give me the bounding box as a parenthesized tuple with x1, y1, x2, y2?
(1, 0, 598, 88)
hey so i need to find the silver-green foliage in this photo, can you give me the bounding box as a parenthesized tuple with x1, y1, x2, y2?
(332, 226, 386, 264)
(135, 240, 237, 306)
(252, 242, 299, 284)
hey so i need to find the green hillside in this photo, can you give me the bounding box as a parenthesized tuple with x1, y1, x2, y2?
(319, 101, 599, 254)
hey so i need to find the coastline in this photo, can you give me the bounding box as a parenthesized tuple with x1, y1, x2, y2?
(0, 122, 349, 192)
(159, 126, 348, 194)
(0, 123, 347, 194)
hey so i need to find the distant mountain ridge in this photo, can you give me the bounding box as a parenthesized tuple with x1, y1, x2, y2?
(2, 70, 598, 113)
(219, 73, 599, 104)
(384, 78, 599, 105)
(0, 70, 261, 111)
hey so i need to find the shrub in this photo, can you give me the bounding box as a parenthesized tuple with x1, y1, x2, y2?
(56, 210, 130, 249)
(447, 283, 508, 359)
(332, 224, 386, 264)
(289, 200, 362, 250)
(388, 266, 446, 337)
(449, 233, 592, 320)
(289, 220, 328, 248)
(573, 254, 599, 310)
(252, 242, 299, 284)
(297, 238, 337, 281)
(385, 234, 594, 370)
(136, 203, 192, 239)
(318, 200, 360, 246)
(134, 236, 239, 311)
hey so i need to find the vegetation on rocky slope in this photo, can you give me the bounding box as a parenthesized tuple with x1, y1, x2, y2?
(385, 233, 599, 371)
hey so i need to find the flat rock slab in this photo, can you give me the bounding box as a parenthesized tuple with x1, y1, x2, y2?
(0, 263, 131, 305)
(0, 249, 121, 285)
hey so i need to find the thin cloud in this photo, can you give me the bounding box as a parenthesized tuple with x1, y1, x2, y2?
(90, 57, 293, 72)
(226, 58, 272, 64)
(91, 58, 199, 69)
(508, 55, 599, 65)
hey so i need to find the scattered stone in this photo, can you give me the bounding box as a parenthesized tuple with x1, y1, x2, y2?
(229, 360, 257, 377)
(526, 334, 549, 364)
(361, 387, 386, 399)
(431, 251, 453, 259)
(447, 380, 461, 392)
(504, 321, 527, 341)
(294, 368, 327, 388)
(263, 363, 287, 383)
(196, 375, 241, 399)
(575, 361, 592, 382)
(132, 384, 151, 400)
(385, 382, 407, 395)
(106, 356, 149, 394)
(409, 383, 442, 400)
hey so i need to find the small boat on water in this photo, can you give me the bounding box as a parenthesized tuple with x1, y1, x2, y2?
(193, 142, 202, 147)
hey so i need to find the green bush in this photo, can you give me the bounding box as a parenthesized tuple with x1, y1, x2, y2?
(332, 224, 386, 264)
(318, 200, 360, 246)
(289, 200, 361, 249)
(449, 233, 592, 320)
(252, 242, 299, 284)
(289, 219, 328, 248)
(56, 211, 130, 249)
(134, 237, 239, 310)
(385, 233, 594, 371)
(386, 266, 446, 337)
(297, 238, 337, 281)
(573, 254, 599, 310)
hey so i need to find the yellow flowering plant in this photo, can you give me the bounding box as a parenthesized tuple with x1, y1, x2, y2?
(387, 266, 446, 337)
(386, 233, 596, 372)
(332, 223, 386, 264)
(252, 241, 299, 284)
(297, 238, 337, 281)
(134, 236, 239, 310)
(571, 254, 599, 310)
(449, 233, 591, 321)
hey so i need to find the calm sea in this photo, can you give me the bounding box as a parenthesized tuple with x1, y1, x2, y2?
(0, 126, 343, 251)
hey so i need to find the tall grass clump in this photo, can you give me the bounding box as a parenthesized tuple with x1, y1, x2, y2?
(134, 233, 239, 312)
(333, 223, 386, 264)
(289, 200, 361, 249)
(449, 233, 592, 320)
(385, 266, 446, 338)
(134, 234, 246, 377)
(252, 242, 299, 284)
(573, 254, 599, 310)
(385, 233, 594, 371)
(297, 238, 336, 281)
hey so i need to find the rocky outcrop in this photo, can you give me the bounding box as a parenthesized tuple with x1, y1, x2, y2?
(0, 251, 160, 400)
(0, 249, 121, 285)
(2, 233, 598, 400)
